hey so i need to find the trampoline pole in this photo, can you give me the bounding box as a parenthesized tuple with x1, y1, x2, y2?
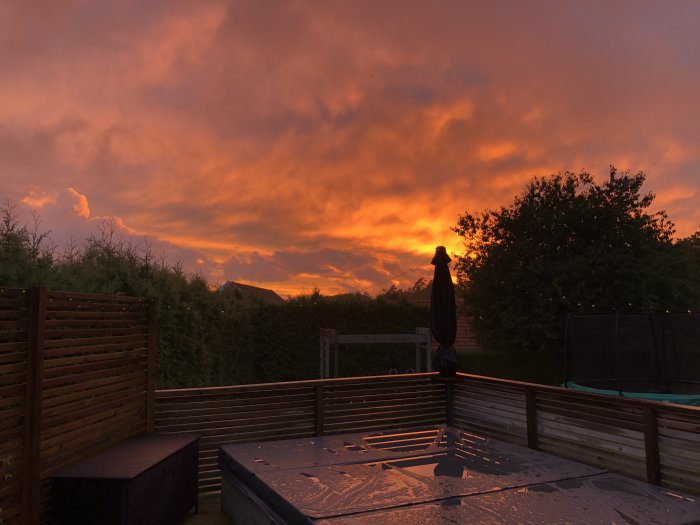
(649, 312, 661, 393)
(615, 311, 622, 396)
(563, 313, 571, 388)
(671, 313, 683, 392)
(662, 313, 670, 394)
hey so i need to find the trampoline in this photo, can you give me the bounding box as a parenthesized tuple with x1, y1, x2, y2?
(564, 312, 700, 406)
(218, 426, 700, 524)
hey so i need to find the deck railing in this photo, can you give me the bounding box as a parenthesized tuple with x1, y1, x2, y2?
(155, 373, 447, 494)
(155, 372, 700, 497)
(454, 373, 700, 492)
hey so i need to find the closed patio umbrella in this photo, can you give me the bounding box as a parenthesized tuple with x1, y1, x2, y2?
(430, 246, 460, 375)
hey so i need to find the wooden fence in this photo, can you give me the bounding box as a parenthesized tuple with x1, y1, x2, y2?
(155, 374, 447, 494)
(0, 287, 154, 525)
(155, 371, 700, 498)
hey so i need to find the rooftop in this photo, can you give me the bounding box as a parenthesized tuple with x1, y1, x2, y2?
(218, 280, 285, 304)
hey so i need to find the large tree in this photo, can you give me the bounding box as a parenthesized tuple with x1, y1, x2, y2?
(453, 168, 693, 353)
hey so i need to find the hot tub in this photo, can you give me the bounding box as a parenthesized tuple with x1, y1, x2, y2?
(219, 425, 700, 524)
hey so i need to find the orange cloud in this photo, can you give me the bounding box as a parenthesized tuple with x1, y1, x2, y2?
(477, 142, 517, 162)
(20, 189, 56, 209)
(67, 188, 90, 218)
(20, 188, 89, 218)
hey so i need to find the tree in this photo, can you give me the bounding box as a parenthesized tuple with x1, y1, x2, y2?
(378, 278, 431, 303)
(453, 167, 690, 353)
(676, 231, 700, 306)
(0, 201, 55, 286)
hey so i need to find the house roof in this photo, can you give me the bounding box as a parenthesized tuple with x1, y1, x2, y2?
(219, 281, 285, 304)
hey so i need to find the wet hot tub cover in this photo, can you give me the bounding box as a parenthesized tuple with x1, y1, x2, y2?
(219, 425, 700, 524)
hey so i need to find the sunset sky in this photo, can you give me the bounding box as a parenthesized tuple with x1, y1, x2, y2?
(2, 1, 700, 296)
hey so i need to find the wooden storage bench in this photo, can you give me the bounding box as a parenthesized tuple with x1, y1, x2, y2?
(52, 433, 200, 525)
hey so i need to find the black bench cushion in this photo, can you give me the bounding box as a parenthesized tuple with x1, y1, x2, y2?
(53, 433, 200, 480)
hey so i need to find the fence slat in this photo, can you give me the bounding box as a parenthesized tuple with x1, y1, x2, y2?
(147, 301, 157, 433)
(0, 288, 29, 525)
(22, 287, 46, 525)
(644, 406, 661, 485)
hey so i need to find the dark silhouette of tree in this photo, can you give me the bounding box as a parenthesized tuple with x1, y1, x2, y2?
(0, 201, 54, 286)
(677, 231, 700, 305)
(453, 167, 696, 353)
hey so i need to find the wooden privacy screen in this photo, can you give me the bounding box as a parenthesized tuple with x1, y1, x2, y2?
(0, 287, 154, 525)
(155, 373, 447, 494)
(453, 373, 700, 494)
(0, 289, 30, 525)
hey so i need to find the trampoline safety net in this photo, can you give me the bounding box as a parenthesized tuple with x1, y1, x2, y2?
(565, 312, 700, 396)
